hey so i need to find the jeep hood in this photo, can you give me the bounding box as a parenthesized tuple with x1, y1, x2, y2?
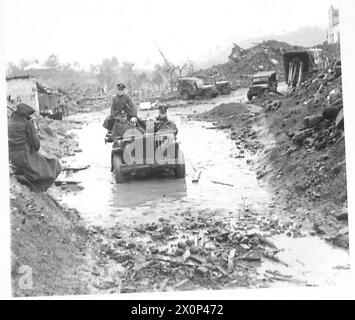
(250, 83, 269, 89)
(203, 85, 217, 90)
(216, 81, 230, 85)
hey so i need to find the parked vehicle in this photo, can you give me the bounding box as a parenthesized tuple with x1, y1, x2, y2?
(247, 71, 278, 100)
(177, 77, 218, 100)
(215, 80, 232, 95)
(206, 76, 232, 95)
(109, 121, 185, 183)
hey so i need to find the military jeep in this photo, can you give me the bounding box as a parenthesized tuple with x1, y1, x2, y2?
(177, 77, 218, 100)
(205, 76, 232, 95)
(215, 80, 232, 95)
(247, 71, 278, 101)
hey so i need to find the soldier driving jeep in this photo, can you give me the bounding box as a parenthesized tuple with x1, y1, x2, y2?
(154, 105, 178, 135)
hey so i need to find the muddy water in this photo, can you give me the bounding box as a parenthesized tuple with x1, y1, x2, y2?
(259, 235, 350, 287)
(61, 92, 271, 226)
(60, 91, 350, 288)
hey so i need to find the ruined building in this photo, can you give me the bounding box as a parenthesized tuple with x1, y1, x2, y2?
(228, 44, 246, 63)
(327, 6, 340, 44)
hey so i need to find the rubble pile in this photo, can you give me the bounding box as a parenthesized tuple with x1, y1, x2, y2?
(33, 116, 83, 159)
(191, 57, 347, 248)
(195, 40, 302, 88)
(253, 59, 348, 247)
(58, 83, 109, 113)
(88, 207, 306, 293)
(265, 60, 343, 151)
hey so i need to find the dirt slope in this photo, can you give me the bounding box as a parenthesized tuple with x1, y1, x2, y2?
(192, 68, 348, 248)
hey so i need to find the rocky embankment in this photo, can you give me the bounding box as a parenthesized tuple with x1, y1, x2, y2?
(193, 65, 348, 249)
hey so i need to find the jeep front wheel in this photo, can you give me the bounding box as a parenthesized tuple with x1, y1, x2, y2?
(202, 90, 213, 99)
(113, 154, 125, 183)
(222, 86, 231, 95)
(175, 149, 186, 179)
(181, 91, 189, 100)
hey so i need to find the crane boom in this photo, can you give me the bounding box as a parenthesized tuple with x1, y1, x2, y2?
(154, 42, 179, 81)
(155, 43, 171, 68)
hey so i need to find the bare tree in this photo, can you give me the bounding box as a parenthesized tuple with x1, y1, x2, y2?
(6, 62, 21, 77)
(98, 57, 119, 87)
(152, 70, 164, 91)
(175, 63, 187, 77)
(119, 62, 135, 90)
(186, 61, 195, 76)
(44, 54, 60, 69)
(19, 59, 30, 71)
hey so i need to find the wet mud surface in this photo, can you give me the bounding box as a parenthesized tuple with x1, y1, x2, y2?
(53, 90, 350, 293)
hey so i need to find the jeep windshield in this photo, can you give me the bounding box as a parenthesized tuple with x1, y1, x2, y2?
(194, 79, 205, 88)
(252, 76, 269, 85)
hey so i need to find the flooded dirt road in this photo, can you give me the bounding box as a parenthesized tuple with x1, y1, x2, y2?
(60, 90, 267, 226)
(57, 89, 350, 290)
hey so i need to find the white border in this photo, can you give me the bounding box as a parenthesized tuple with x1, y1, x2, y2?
(0, 0, 354, 300)
(0, 0, 12, 300)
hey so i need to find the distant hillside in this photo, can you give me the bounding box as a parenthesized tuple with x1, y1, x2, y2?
(194, 26, 327, 69)
(239, 26, 328, 48)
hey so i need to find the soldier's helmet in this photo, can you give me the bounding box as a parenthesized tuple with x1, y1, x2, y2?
(116, 83, 126, 90)
(158, 104, 168, 114)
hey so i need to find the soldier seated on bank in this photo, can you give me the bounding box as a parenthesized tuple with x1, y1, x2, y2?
(154, 105, 178, 135)
(8, 103, 62, 192)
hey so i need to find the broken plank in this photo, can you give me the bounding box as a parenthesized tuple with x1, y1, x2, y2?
(159, 278, 169, 292)
(206, 125, 232, 130)
(213, 265, 229, 277)
(265, 270, 293, 279)
(68, 120, 84, 124)
(262, 251, 289, 267)
(154, 258, 196, 268)
(211, 180, 234, 187)
(174, 279, 189, 289)
(227, 249, 236, 273)
(192, 170, 202, 183)
(188, 255, 206, 265)
(256, 234, 278, 249)
(54, 180, 82, 186)
(62, 164, 91, 172)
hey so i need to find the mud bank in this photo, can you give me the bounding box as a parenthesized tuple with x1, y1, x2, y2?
(10, 90, 349, 296)
(193, 96, 348, 249)
(10, 116, 95, 296)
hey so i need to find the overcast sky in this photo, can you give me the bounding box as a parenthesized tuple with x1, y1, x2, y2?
(3, 0, 340, 69)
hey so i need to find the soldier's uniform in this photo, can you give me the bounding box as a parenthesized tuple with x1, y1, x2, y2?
(103, 92, 138, 133)
(154, 105, 178, 134)
(8, 103, 62, 192)
(110, 93, 137, 120)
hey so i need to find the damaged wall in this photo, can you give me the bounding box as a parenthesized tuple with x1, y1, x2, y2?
(327, 6, 340, 44)
(37, 93, 61, 111)
(6, 76, 40, 112)
(283, 51, 317, 87)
